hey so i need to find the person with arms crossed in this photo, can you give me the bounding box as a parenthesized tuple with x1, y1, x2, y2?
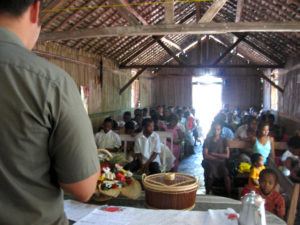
(0, 1, 100, 225)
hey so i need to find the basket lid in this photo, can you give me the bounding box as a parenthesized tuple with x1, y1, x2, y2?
(143, 173, 198, 191)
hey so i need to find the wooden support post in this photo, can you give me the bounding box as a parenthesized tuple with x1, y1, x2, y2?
(213, 34, 247, 64)
(164, 0, 174, 24)
(119, 69, 146, 95)
(258, 73, 284, 93)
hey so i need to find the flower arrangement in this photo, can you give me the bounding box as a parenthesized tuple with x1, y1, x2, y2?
(94, 149, 141, 201)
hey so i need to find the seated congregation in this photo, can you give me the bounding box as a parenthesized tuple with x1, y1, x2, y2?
(94, 105, 300, 222)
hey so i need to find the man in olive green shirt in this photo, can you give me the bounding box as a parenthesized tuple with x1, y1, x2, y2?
(0, 1, 100, 225)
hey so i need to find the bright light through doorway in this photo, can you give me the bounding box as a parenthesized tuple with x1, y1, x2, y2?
(192, 75, 223, 137)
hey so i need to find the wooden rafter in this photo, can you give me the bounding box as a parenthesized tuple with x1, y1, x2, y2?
(235, 0, 244, 22)
(111, 0, 141, 25)
(113, 0, 182, 63)
(234, 33, 283, 65)
(119, 11, 195, 66)
(113, 0, 183, 94)
(119, 69, 146, 95)
(38, 22, 300, 42)
(40, 0, 69, 23)
(153, 36, 185, 65)
(198, 0, 228, 23)
(212, 34, 247, 65)
(258, 73, 284, 93)
(164, 0, 174, 24)
(119, 64, 283, 69)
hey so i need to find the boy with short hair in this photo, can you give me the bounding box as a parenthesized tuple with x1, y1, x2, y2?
(258, 169, 285, 218)
(95, 117, 121, 151)
(124, 118, 161, 174)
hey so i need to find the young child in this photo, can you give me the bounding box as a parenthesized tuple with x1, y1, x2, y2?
(95, 118, 121, 151)
(248, 153, 265, 188)
(202, 121, 231, 196)
(257, 169, 285, 218)
(124, 118, 161, 175)
(285, 156, 300, 183)
(252, 122, 275, 165)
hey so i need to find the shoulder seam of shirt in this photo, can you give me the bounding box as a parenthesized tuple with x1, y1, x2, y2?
(0, 61, 68, 85)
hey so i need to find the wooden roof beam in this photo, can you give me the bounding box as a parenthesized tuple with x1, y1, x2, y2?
(235, 0, 244, 22)
(39, 22, 300, 42)
(120, 64, 283, 69)
(111, 0, 141, 25)
(212, 33, 247, 65)
(119, 69, 146, 95)
(258, 73, 284, 93)
(234, 33, 283, 65)
(115, 0, 148, 25)
(152, 36, 185, 65)
(198, 0, 228, 23)
(164, 0, 174, 24)
(40, 0, 69, 23)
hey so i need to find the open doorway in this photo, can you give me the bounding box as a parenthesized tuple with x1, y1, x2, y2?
(192, 76, 223, 138)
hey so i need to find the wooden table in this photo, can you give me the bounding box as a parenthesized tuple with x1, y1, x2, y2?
(65, 193, 286, 225)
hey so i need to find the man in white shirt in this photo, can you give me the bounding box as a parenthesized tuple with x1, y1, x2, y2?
(95, 118, 121, 151)
(124, 118, 161, 174)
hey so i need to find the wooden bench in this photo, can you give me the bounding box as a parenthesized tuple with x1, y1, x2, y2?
(119, 131, 174, 173)
(227, 140, 298, 225)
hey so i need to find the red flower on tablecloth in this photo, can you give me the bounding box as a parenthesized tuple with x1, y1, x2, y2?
(102, 206, 123, 212)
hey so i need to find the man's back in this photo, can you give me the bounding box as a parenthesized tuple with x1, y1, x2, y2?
(0, 27, 99, 225)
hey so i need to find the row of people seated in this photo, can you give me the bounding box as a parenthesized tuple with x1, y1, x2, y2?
(94, 105, 202, 173)
(203, 107, 300, 220)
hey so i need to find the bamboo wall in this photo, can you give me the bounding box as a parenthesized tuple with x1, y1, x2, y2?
(34, 42, 154, 132)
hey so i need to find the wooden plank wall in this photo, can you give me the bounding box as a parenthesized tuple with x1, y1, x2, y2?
(34, 42, 154, 132)
(276, 56, 300, 135)
(278, 56, 300, 118)
(222, 76, 262, 110)
(153, 76, 193, 107)
(152, 37, 262, 109)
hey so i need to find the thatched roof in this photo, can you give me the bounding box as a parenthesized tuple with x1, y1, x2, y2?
(40, 0, 300, 67)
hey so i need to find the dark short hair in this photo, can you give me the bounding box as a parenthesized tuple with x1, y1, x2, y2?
(259, 168, 278, 184)
(176, 109, 183, 115)
(143, 108, 148, 112)
(0, 0, 42, 17)
(125, 121, 135, 130)
(167, 114, 178, 123)
(257, 122, 269, 133)
(286, 156, 300, 169)
(251, 153, 262, 165)
(142, 118, 153, 128)
(268, 114, 275, 121)
(104, 117, 113, 125)
(212, 120, 223, 129)
(123, 111, 131, 117)
(184, 111, 190, 117)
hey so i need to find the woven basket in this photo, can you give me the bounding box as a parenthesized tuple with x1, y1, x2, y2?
(142, 173, 199, 210)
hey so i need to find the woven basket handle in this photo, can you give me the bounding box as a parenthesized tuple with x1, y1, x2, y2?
(98, 149, 113, 160)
